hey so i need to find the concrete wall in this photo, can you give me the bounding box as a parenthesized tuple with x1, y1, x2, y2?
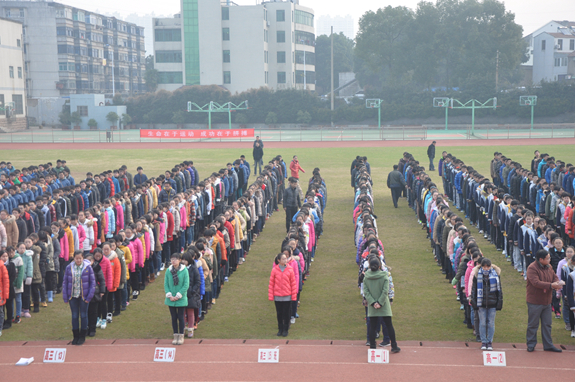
(27, 97, 66, 126)
(199, 0, 224, 87)
(533, 33, 556, 83)
(154, 16, 184, 92)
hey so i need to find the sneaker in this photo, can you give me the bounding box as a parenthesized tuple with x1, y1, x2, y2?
(96, 318, 102, 328)
(311, 258, 314, 262)
(365, 341, 370, 346)
(502, 250, 507, 256)
(107, 313, 113, 323)
(160, 263, 165, 271)
(571, 330, 575, 338)
(378, 340, 391, 347)
(481, 344, 487, 350)
(460, 304, 464, 310)
(555, 313, 561, 319)
(290, 317, 296, 324)
(22, 312, 32, 318)
(212, 298, 216, 305)
(224, 277, 229, 282)
(156, 272, 160, 277)
(487, 343, 493, 351)
(566, 324, 571, 331)
(41, 302, 48, 308)
(100, 320, 107, 330)
(390, 347, 401, 354)
(295, 313, 299, 318)
(12, 316, 21, 324)
(188, 328, 194, 338)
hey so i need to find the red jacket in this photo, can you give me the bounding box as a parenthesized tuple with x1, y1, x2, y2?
(108, 253, 121, 292)
(268, 264, 297, 301)
(289, 160, 305, 179)
(166, 211, 175, 241)
(0, 260, 9, 306)
(224, 221, 234, 250)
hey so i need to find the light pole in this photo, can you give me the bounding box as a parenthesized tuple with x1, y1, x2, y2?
(105, 44, 115, 97)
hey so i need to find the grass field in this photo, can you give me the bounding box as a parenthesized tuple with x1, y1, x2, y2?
(2, 143, 575, 345)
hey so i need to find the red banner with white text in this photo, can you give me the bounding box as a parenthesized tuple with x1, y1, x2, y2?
(140, 129, 255, 139)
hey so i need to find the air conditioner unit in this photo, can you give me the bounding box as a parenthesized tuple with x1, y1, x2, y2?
(555, 44, 561, 49)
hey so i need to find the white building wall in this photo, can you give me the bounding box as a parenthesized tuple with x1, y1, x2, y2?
(153, 17, 184, 92)
(533, 33, 557, 83)
(198, 0, 223, 87)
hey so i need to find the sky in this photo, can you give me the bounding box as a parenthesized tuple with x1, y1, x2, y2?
(56, 0, 575, 37)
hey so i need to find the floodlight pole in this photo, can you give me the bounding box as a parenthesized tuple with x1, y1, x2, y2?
(471, 99, 475, 134)
(445, 102, 449, 131)
(208, 101, 213, 130)
(228, 103, 232, 130)
(530, 104, 534, 131)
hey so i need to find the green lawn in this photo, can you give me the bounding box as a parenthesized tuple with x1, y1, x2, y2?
(1, 144, 574, 345)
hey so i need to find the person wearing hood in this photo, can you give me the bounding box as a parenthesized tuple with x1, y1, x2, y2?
(470, 258, 503, 350)
(363, 256, 400, 353)
(63, 250, 95, 345)
(1, 210, 19, 247)
(164, 252, 189, 345)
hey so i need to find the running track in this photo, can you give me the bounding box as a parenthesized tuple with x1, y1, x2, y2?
(3, 137, 575, 379)
(2, 137, 575, 150)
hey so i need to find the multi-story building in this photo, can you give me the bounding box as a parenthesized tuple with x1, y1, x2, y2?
(0, 16, 27, 131)
(0, 0, 146, 98)
(316, 14, 354, 39)
(153, 0, 315, 94)
(532, 24, 575, 84)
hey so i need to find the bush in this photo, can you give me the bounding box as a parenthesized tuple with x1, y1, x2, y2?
(265, 111, 278, 125)
(87, 118, 98, 129)
(70, 111, 82, 126)
(106, 112, 119, 126)
(234, 113, 248, 124)
(296, 110, 312, 124)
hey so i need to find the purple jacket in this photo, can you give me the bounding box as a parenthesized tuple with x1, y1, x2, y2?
(62, 260, 96, 303)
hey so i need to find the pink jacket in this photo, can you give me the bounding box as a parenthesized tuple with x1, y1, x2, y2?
(127, 237, 144, 272)
(143, 230, 151, 260)
(59, 233, 69, 259)
(115, 203, 124, 231)
(76, 224, 86, 250)
(99, 255, 113, 293)
(465, 260, 476, 298)
(268, 263, 297, 301)
(287, 258, 299, 291)
(306, 220, 315, 252)
(159, 220, 166, 245)
(179, 205, 187, 231)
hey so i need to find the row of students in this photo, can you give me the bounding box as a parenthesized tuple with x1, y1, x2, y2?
(268, 168, 326, 337)
(352, 157, 401, 354)
(399, 152, 504, 350)
(0, 154, 277, 341)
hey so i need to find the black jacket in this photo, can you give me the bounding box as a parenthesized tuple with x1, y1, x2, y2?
(91, 263, 107, 302)
(471, 267, 503, 310)
(186, 261, 201, 310)
(387, 170, 406, 188)
(253, 145, 263, 161)
(427, 144, 435, 158)
(284, 186, 301, 208)
(16, 217, 28, 243)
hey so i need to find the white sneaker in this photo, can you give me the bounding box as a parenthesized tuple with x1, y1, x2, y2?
(156, 272, 160, 277)
(502, 250, 507, 256)
(106, 313, 113, 323)
(311, 258, 314, 262)
(290, 317, 296, 324)
(571, 330, 575, 338)
(160, 264, 165, 271)
(100, 320, 107, 330)
(96, 317, 102, 328)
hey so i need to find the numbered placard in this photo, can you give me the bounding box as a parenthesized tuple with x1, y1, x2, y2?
(43, 348, 66, 363)
(154, 347, 176, 362)
(483, 351, 506, 366)
(258, 348, 279, 363)
(368, 349, 389, 364)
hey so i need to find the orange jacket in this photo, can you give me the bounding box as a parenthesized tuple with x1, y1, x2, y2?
(108, 254, 121, 292)
(289, 160, 305, 179)
(0, 260, 9, 306)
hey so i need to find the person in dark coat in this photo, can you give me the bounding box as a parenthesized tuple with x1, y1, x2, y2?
(427, 141, 436, 171)
(253, 142, 264, 176)
(182, 251, 201, 337)
(13, 209, 28, 244)
(386, 165, 407, 208)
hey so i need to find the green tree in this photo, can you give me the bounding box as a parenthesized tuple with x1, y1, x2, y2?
(87, 118, 98, 129)
(106, 112, 119, 127)
(145, 68, 159, 93)
(234, 113, 248, 124)
(315, 33, 354, 95)
(121, 113, 132, 128)
(58, 103, 71, 126)
(70, 111, 82, 126)
(113, 94, 125, 105)
(265, 111, 278, 125)
(296, 110, 312, 124)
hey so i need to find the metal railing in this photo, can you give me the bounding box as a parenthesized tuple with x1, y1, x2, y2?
(1, 123, 574, 143)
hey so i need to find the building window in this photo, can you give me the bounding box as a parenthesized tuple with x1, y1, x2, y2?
(19, 8, 24, 18)
(9, 66, 14, 78)
(571, 39, 575, 50)
(264, 50, 268, 63)
(12, 94, 23, 115)
(222, 7, 229, 20)
(295, 70, 315, 84)
(77, 106, 88, 117)
(157, 71, 183, 84)
(223, 28, 230, 41)
(0, 95, 4, 110)
(276, 10, 285, 22)
(294, 10, 314, 27)
(558, 39, 563, 50)
(541, 40, 546, 51)
(295, 51, 315, 64)
(277, 51, 286, 63)
(277, 30, 285, 43)
(277, 72, 286, 83)
(154, 29, 181, 42)
(265, 71, 268, 84)
(223, 50, 230, 63)
(18, 67, 22, 78)
(264, 29, 268, 42)
(555, 58, 560, 67)
(156, 51, 183, 63)
(223, 71, 231, 84)
(295, 31, 315, 46)
(17, 39, 20, 47)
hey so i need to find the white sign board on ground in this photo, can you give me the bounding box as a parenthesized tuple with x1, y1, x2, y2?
(43, 348, 66, 363)
(483, 351, 506, 366)
(368, 349, 389, 363)
(154, 347, 176, 362)
(258, 348, 279, 363)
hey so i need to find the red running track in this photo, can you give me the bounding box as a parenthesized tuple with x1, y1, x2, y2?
(2, 137, 574, 150)
(1, 339, 574, 381)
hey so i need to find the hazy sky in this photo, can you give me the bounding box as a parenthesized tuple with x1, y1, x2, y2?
(57, 0, 574, 36)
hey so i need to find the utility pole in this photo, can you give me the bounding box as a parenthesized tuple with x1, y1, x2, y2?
(330, 26, 334, 126)
(495, 50, 499, 92)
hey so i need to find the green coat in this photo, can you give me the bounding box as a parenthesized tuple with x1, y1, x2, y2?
(164, 264, 190, 307)
(363, 269, 392, 317)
